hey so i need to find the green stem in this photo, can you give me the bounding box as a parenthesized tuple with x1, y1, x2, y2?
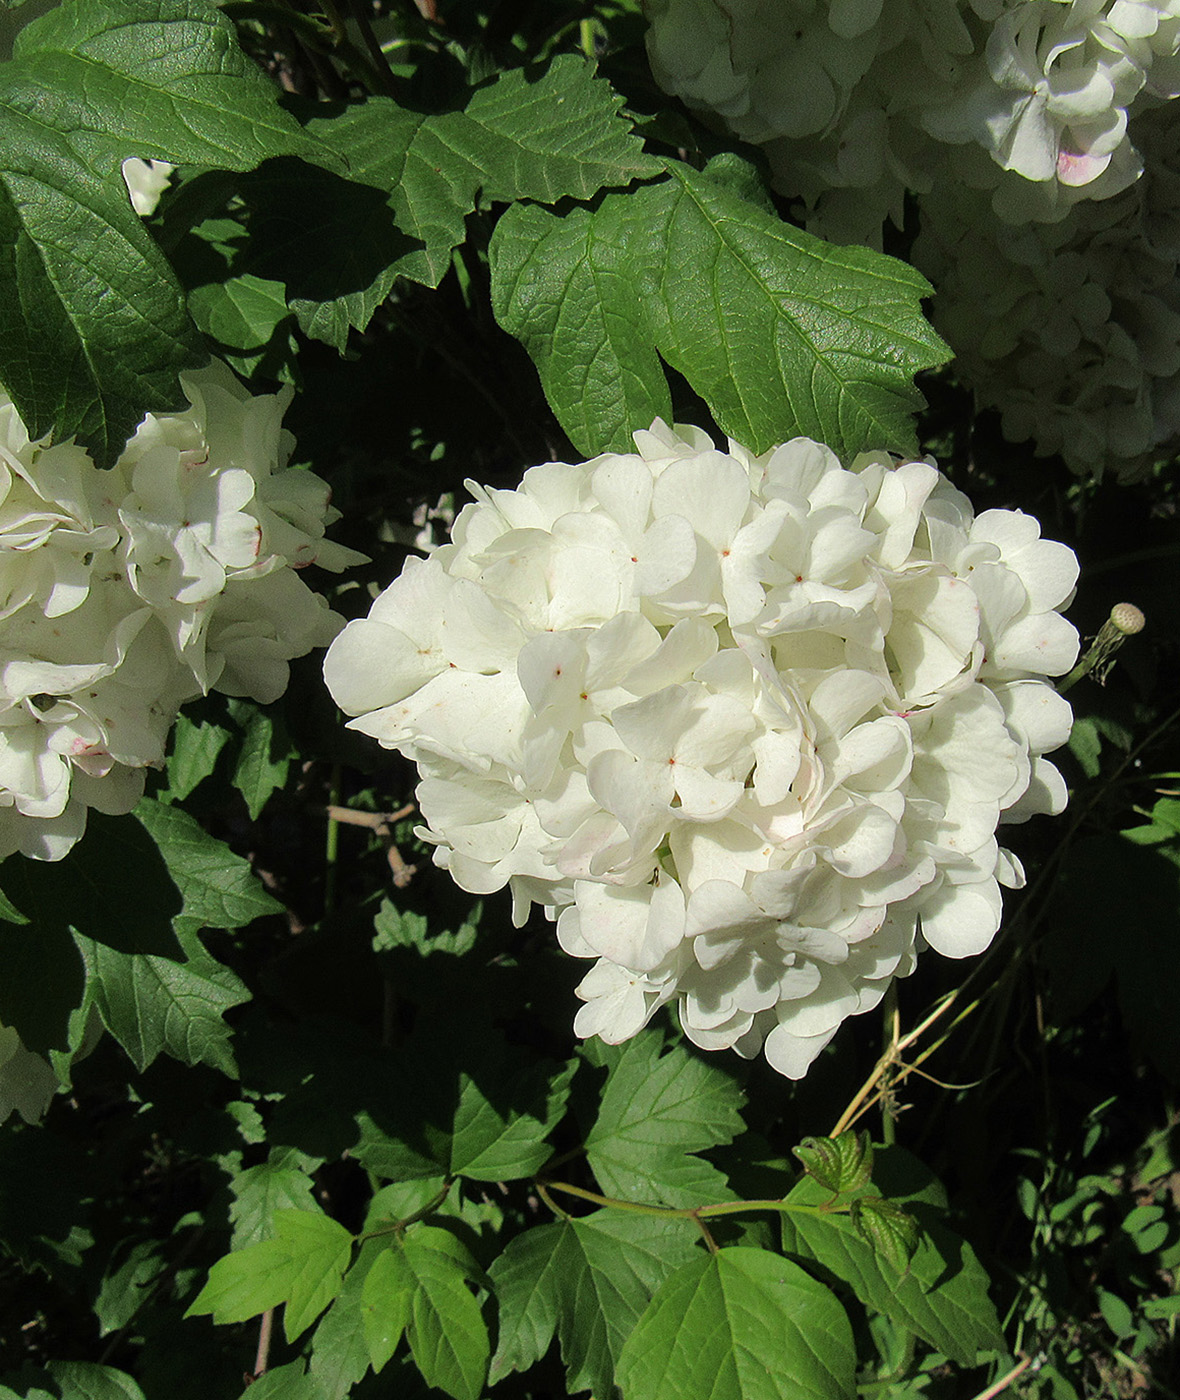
(536, 1180, 572, 1222)
(359, 1179, 455, 1240)
(324, 763, 341, 915)
(880, 982, 899, 1146)
(539, 1178, 848, 1222)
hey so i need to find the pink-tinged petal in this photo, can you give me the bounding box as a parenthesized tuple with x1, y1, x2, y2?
(590, 455, 654, 542)
(807, 670, 885, 742)
(969, 562, 1027, 643)
(441, 578, 527, 670)
(585, 613, 662, 690)
(671, 766, 746, 821)
(995, 847, 1026, 889)
(970, 508, 1040, 555)
(991, 612, 1079, 676)
(823, 803, 900, 878)
(353, 670, 528, 771)
(682, 1011, 757, 1052)
(556, 905, 596, 958)
(585, 748, 672, 846)
(993, 678, 1073, 755)
(573, 962, 661, 1042)
(1022, 539, 1079, 613)
(867, 461, 939, 569)
(774, 965, 859, 1037)
(831, 716, 912, 792)
(574, 874, 685, 971)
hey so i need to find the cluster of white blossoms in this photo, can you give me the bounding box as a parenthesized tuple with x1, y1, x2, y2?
(645, 0, 1180, 238)
(325, 424, 1078, 1078)
(644, 0, 1180, 475)
(916, 101, 1180, 477)
(0, 361, 364, 863)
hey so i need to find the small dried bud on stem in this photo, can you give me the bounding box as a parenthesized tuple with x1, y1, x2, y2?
(1059, 603, 1146, 692)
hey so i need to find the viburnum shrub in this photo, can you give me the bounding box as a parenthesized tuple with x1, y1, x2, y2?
(1, 3, 1174, 1400)
(325, 423, 1078, 1078)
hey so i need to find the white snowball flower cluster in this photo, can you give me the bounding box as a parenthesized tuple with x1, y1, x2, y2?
(324, 424, 1077, 1079)
(644, 0, 1180, 239)
(915, 101, 1180, 477)
(644, 0, 1180, 474)
(0, 361, 364, 863)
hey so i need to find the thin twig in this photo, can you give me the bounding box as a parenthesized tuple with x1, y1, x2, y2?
(252, 1308, 275, 1379)
(323, 802, 418, 888)
(324, 803, 415, 829)
(966, 1354, 1038, 1400)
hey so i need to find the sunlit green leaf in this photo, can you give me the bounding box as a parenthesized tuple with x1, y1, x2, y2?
(616, 1247, 855, 1400)
(584, 1032, 744, 1207)
(491, 155, 949, 458)
(490, 1211, 699, 1397)
(187, 1208, 353, 1343)
(0, 0, 325, 461)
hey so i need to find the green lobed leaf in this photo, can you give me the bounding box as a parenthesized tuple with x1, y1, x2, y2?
(233, 1362, 327, 1400)
(353, 1025, 575, 1184)
(229, 1147, 320, 1249)
(0, 884, 27, 925)
(229, 704, 293, 821)
(372, 900, 478, 959)
(134, 798, 281, 934)
(361, 1246, 413, 1374)
(450, 1054, 576, 1181)
(0, 810, 183, 1055)
(616, 1246, 856, 1400)
(0, 0, 326, 462)
(187, 1207, 353, 1344)
(779, 1148, 1003, 1365)
(243, 56, 660, 351)
(165, 714, 232, 802)
(93, 1240, 165, 1337)
(489, 1211, 700, 1397)
(394, 1225, 489, 1400)
(43, 1363, 147, 1400)
(849, 1197, 920, 1272)
(309, 1236, 391, 1400)
(490, 155, 949, 459)
(187, 272, 297, 384)
(584, 1031, 745, 1207)
(72, 928, 251, 1076)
